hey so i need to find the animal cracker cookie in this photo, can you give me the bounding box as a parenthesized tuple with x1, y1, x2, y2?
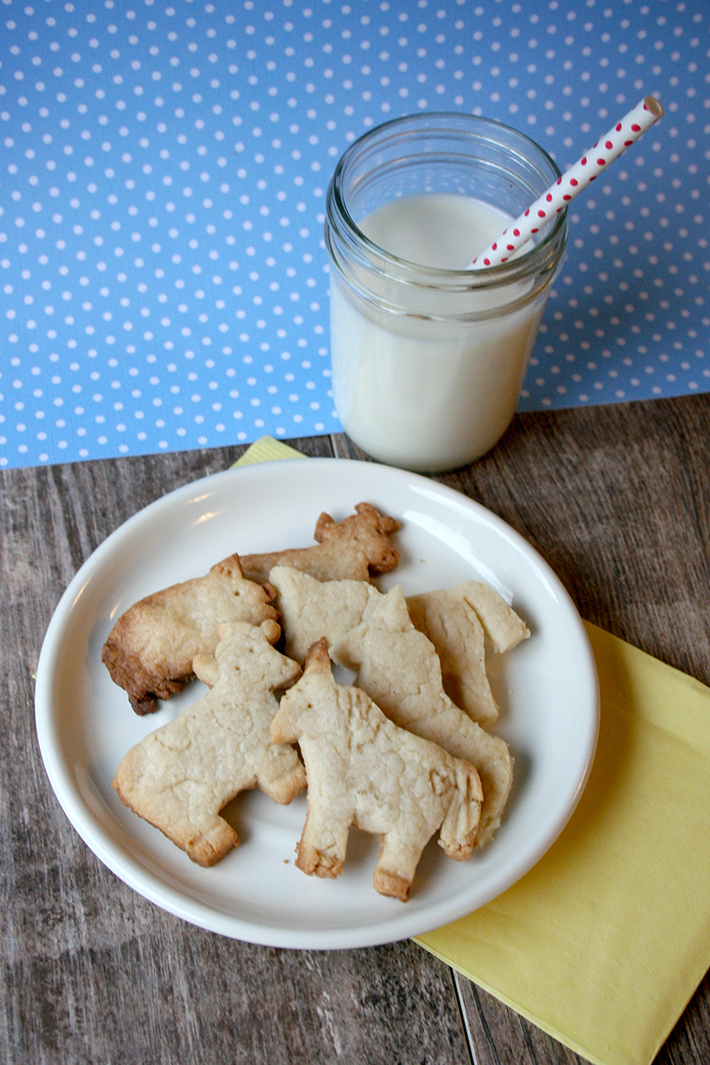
(237, 502, 401, 584)
(270, 639, 483, 901)
(270, 567, 528, 725)
(406, 581, 530, 724)
(451, 581, 531, 655)
(113, 620, 305, 867)
(268, 565, 381, 664)
(331, 587, 514, 847)
(102, 556, 278, 715)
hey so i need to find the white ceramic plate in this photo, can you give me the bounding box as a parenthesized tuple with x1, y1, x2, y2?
(35, 458, 598, 950)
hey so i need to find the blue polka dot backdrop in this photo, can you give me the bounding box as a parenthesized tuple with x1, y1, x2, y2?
(0, 0, 707, 468)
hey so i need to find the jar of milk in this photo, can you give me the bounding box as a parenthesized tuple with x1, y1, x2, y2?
(324, 112, 568, 472)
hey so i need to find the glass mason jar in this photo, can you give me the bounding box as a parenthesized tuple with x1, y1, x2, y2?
(324, 112, 568, 473)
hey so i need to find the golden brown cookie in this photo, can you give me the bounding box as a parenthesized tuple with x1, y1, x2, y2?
(406, 582, 529, 724)
(102, 555, 278, 714)
(332, 588, 514, 847)
(114, 621, 305, 866)
(271, 639, 483, 901)
(237, 502, 400, 584)
(270, 567, 528, 726)
(268, 565, 380, 663)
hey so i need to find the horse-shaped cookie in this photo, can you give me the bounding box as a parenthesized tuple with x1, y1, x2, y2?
(270, 639, 483, 902)
(405, 580, 529, 725)
(114, 620, 305, 866)
(331, 588, 514, 847)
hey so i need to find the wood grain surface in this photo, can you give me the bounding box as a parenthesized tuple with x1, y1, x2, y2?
(2, 392, 709, 1064)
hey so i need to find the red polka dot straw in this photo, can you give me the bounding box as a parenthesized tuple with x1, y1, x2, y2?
(471, 96, 664, 269)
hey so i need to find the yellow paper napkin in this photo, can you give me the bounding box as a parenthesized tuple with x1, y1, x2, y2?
(233, 435, 307, 466)
(418, 624, 710, 1065)
(236, 436, 710, 1065)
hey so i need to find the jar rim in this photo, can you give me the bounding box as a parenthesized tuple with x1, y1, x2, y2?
(326, 111, 567, 288)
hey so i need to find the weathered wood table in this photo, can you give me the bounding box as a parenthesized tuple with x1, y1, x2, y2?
(3, 392, 709, 1064)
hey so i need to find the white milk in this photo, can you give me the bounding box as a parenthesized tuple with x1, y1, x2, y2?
(360, 193, 512, 271)
(329, 193, 549, 472)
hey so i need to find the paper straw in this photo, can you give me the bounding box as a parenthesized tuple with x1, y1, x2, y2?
(471, 96, 664, 269)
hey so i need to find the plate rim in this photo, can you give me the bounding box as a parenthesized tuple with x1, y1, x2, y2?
(34, 457, 599, 949)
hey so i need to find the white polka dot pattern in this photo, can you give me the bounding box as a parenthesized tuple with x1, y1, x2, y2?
(0, 0, 707, 468)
